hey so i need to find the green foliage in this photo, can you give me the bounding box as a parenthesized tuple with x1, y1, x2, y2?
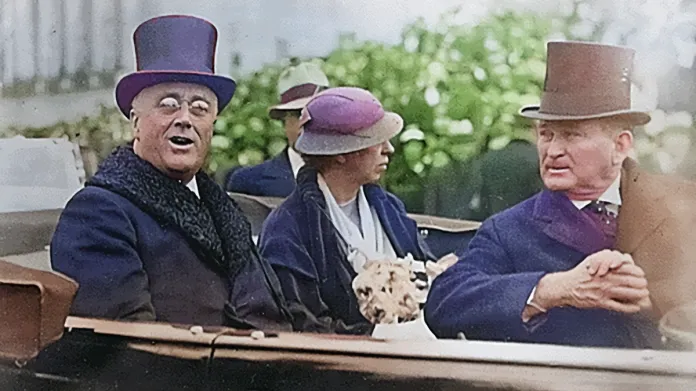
(7, 7, 588, 211)
(213, 9, 577, 209)
(3, 105, 130, 162)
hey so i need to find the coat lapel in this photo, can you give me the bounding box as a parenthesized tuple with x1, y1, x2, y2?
(87, 145, 255, 278)
(297, 167, 355, 297)
(533, 189, 609, 255)
(616, 158, 669, 254)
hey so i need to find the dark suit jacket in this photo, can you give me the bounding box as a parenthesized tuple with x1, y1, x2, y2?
(50, 146, 292, 331)
(425, 184, 661, 349)
(617, 158, 696, 319)
(225, 149, 296, 198)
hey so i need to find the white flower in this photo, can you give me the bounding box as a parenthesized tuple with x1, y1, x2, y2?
(211, 135, 230, 149)
(404, 35, 420, 53)
(427, 61, 447, 81)
(473, 67, 487, 81)
(484, 38, 500, 52)
(424, 87, 440, 106)
(449, 119, 473, 136)
(400, 127, 425, 142)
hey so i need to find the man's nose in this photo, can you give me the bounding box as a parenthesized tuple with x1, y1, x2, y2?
(173, 104, 193, 130)
(546, 138, 565, 157)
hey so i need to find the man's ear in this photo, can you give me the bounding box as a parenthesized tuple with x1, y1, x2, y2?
(130, 109, 140, 137)
(614, 130, 634, 165)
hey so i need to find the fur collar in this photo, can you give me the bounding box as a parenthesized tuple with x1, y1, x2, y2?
(87, 145, 253, 278)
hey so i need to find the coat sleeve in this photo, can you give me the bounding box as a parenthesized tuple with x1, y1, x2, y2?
(226, 166, 259, 195)
(223, 166, 242, 191)
(224, 246, 294, 333)
(50, 188, 156, 321)
(424, 217, 546, 340)
(259, 210, 373, 335)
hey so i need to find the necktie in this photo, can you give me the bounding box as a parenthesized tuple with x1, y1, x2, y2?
(583, 200, 617, 240)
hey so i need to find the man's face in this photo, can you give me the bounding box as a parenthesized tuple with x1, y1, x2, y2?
(131, 82, 218, 182)
(341, 140, 395, 185)
(536, 118, 632, 199)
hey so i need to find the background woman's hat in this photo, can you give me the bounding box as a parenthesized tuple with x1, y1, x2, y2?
(295, 87, 403, 155)
(115, 15, 236, 118)
(268, 62, 330, 120)
(519, 41, 651, 125)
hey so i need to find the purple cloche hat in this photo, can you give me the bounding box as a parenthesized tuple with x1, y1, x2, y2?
(295, 87, 404, 155)
(115, 15, 236, 118)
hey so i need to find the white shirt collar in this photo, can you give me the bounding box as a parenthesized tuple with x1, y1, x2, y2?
(571, 173, 621, 213)
(287, 147, 305, 178)
(184, 177, 200, 198)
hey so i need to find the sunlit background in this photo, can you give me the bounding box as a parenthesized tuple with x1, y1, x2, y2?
(2, 0, 696, 216)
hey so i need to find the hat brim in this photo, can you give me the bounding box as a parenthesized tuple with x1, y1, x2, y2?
(268, 96, 312, 120)
(295, 111, 404, 155)
(115, 71, 236, 118)
(518, 105, 651, 126)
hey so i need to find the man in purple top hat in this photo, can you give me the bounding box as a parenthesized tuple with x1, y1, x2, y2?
(258, 87, 438, 335)
(50, 15, 292, 331)
(425, 41, 668, 348)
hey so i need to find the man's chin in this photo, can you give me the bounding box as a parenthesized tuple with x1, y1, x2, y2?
(542, 178, 575, 192)
(163, 161, 200, 182)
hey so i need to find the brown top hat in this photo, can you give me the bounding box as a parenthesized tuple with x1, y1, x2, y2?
(519, 41, 651, 126)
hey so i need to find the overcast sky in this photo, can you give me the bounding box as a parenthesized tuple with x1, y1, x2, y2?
(1, 0, 694, 84)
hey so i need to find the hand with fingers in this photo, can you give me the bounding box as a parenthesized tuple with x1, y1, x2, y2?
(584, 249, 634, 277)
(425, 253, 459, 279)
(525, 250, 652, 319)
(568, 260, 652, 313)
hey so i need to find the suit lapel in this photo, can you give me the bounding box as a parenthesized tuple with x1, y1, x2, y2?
(616, 158, 669, 254)
(533, 189, 608, 255)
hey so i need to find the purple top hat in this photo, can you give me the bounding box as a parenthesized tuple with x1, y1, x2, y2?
(295, 87, 403, 155)
(115, 15, 236, 118)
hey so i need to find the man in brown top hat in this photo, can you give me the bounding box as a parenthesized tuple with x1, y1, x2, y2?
(426, 41, 696, 348)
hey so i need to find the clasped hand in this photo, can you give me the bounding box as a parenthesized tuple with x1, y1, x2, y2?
(565, 249, 652, 313)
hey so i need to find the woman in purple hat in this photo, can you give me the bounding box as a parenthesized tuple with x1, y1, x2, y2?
(258, 87, 437, 335)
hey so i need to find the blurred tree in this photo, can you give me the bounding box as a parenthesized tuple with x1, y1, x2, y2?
(212, 9, 575, 212)
(8, 4, 696, 216)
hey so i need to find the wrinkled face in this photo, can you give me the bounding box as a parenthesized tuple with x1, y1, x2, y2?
(536, 118, 632, 199)
(352, 260, 420, 324)
(130, 82, 218, 182)
(340, 140, 395, 185)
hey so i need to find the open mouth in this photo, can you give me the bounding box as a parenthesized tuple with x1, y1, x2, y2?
(169, 136, 194, 147)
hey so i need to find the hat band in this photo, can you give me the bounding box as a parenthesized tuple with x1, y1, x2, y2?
(539, 90, 631, 116)
(280, 83, 327, 104)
